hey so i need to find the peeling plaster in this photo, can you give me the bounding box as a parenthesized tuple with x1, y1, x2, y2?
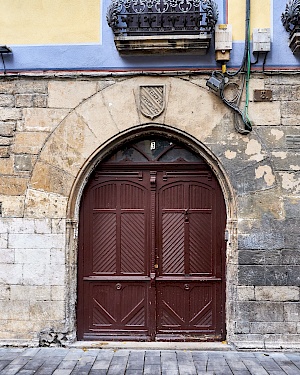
(272, 152, 287, 159)
(280, 172, 300, 193)
(271, 129, 284, 140)
(255, 165, 276, 186)
(290, 165, 300, 171)
(245, 139, 264, 162)
(225, 150, 237, 159)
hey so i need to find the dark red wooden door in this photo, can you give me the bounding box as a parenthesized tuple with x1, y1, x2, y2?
(77, 138, 226, 341)
(156, 171, 225, 339)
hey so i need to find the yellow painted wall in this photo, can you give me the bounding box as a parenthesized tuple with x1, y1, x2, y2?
(228, 0, 271, 41)
(0, 0, 101, 45)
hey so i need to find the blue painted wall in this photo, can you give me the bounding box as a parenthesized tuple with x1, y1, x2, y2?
(1, 0, 299, 72)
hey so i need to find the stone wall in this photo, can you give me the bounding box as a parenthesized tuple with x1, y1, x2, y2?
(0, 73, 299, 348)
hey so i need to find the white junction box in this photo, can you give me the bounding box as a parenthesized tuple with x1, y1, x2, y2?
(253, 28, 271, 52)
(215, 24, 232, 62)
(215, 24, 233, 51)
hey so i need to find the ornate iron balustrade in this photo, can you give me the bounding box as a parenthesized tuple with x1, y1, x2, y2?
(282, 0, 300, 35)
(107, 0, 218, 54)
(282, 0, 300, 53)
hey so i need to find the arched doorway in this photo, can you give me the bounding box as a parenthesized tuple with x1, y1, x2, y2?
(77, 136, 227, 341)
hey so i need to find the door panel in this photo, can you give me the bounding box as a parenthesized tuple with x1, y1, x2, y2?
(161, 212, 185, 274)
(189, 213, 212, 274)
(92, 213, 116, 273)
(78, 173, 152, 339)
(86, 282, 149, 331)
(156, 172, 224, 339)
(156, 283, 218, 334)
(121, 213, 146, 274)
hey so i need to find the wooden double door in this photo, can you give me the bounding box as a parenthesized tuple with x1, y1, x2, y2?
(77, 138, 226, 341)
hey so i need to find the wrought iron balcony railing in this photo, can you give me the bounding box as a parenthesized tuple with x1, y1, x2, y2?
(107, 0, 218, 54)
(282, 0, 300, 53)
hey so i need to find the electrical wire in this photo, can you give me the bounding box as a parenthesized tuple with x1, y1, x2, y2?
(221, 0, 252, 134)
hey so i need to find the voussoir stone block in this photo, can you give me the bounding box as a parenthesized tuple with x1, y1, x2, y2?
(38, 112, 100, 177)
(101, 78, 141, 131)
(75, 91, 119, 142)
(30, 160, 74, 196)
(165, 78, 229, 140)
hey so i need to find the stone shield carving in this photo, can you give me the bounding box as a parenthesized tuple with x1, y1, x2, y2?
(139, 85, 165, 120)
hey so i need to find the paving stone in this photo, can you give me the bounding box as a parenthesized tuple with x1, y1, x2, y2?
(10, 357, 30, 366)
(107, 363, 128, 374)
(92, 360, 112, 370)
(0, 364, 25, 375)
(225, 358, 249, 372)
(144, 355, 161, 365)
(161, 370, 179, 375)
(178, 364, 197, 375)
(22, 358, 45, 370)
(112, 350, 130, 357)
(194, 362, 207, 372)
(241, 359, 269, 375)
(89, 371, 107, 375)
(70, 364, 93, 374)
(0, 352, 23, 361)
(64, 350, 86, 361)
(52, 370, 73, 375)
(0, 361, 10, 371)
(276, 363, 300, 375)
(143, 364, 161, 374)
(145, 350, 161, 356)
(20, 348, 41, 357)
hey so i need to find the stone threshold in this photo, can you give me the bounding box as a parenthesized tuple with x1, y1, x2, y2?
(69, 341, 232, 351)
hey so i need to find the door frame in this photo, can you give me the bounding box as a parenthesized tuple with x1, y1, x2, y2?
(65, 125, 238, 342)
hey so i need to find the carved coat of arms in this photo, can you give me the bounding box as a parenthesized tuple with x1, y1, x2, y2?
(139, 85, 165, 120)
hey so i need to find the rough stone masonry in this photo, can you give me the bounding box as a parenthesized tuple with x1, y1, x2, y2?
(0, 73, 299, 349)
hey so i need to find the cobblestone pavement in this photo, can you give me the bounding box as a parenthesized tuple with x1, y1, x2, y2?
(0, 348, 300, 375)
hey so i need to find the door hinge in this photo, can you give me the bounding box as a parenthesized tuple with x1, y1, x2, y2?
(225, 230, 229, 242)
